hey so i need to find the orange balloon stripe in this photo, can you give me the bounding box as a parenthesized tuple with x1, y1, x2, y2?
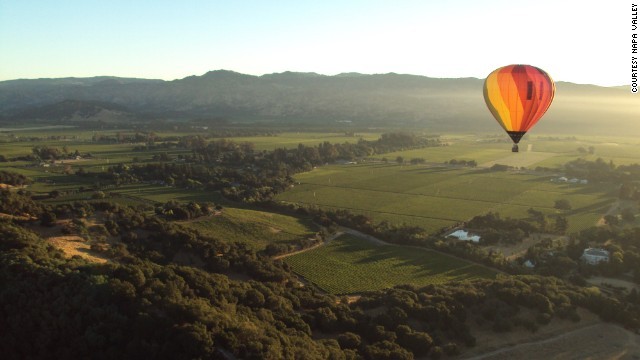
(530, 70, 555, 130)
(511, 66, 531, 130)
(521, 66, 554, 131)
(483, 64, 554, 134)
(520, 66, 539, 130)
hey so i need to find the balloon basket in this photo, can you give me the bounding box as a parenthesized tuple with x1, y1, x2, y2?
(512, 144, 519, 152)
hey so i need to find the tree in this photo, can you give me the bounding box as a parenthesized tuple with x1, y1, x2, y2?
(604, 214, 620, 226)
(396, 156, 404, 165)
(527, 208, 548, 232)
(554, 199, 572, 210)
(40, 211, 57, 227)
(619, 183, 636, 199)
(92, 191, 106, 199)
(621, 208, 635, 223)
(337, 332, 361, 349)
(554, 216, 569, 234)
(363, 341, 413, 360)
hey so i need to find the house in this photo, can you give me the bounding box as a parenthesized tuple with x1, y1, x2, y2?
(447, 229, 481, 243)
(581, 248, 610, 265)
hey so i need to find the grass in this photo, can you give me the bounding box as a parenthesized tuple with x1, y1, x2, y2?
(276, 162, 617, 234)
(109, 184, 224, 204)
(285, 234, 497, 294)
(225, 132, 381, 151)
(181, 207, 318, 250)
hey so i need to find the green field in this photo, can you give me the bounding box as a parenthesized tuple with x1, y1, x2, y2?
(276, 162, 617, 234)
(380, 134, 640, 168)
(181, 207, 318, 250)
(225, 132, 381, 151)
(274, 133, 640, 235)
(3, 130, 639, 237)
(284, 234, 497, 294)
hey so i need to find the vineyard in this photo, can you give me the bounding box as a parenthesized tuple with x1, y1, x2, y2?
(284, 234, 497, 294)
(182, 207, 318, 250)
(277, 161, 617, 234)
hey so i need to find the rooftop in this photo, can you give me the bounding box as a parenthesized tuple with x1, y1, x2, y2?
(583, 248, 609, 257)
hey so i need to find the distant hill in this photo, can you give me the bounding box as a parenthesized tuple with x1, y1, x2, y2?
(13, 99, 133, 122)
(1, 71, 638, 135)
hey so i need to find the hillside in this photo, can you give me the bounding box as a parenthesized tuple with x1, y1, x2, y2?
(13, 99, 134, 122)
(1, 71, 638, 135)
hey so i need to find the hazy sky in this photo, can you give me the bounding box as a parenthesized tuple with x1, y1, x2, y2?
(0, 0, 630, 86)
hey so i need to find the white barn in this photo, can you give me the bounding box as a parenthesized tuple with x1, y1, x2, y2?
(447, 229, 481, 243)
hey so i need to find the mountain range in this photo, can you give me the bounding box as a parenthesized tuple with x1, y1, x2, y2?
(1, 70, 638, 135)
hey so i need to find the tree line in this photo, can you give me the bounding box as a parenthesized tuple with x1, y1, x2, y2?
(90, 133, 440, 203)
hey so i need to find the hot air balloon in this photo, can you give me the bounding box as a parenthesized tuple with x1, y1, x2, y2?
(483, 64, 555, 152)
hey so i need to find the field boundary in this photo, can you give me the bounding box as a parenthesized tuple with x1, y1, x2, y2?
(279, 200, 462, 222)
(273, 231, 344, 260)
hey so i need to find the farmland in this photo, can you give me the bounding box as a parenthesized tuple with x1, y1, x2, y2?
(276, 161, 616, 234)
(2, 129, 634, 238)
(180, 207, 318, 250)
(284, 234, 497, 294)
(227, 131, 381, 150)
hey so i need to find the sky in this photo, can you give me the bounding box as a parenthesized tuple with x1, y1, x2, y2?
(0, 0, 631, 86)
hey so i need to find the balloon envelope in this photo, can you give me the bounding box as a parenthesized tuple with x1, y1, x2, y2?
(483, 64, 555, 144)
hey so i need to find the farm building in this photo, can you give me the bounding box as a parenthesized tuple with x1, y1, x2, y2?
(581, 248, 610, 265)
(552, 177, 587, 184)
(447, 229, 481, 243)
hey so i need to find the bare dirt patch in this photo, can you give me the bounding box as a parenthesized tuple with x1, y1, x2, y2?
(268, 226, 282, 233)
(47, 235, 109, 264)
(54, 158, 88, 164)
(0, 212, 36, 221)
(27, 216, 115, 264)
